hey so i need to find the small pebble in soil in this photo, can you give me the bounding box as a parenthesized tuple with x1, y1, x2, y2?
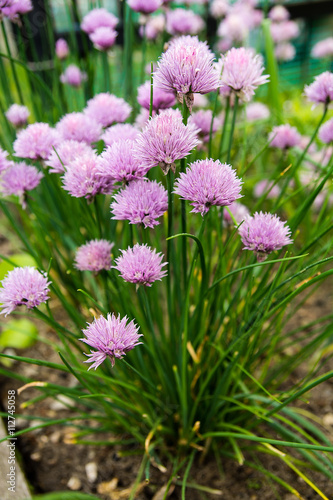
(85, 461, 98, 482)
(67, 476, 82, 490)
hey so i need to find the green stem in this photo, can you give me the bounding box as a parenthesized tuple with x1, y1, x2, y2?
(208, 88, 219, 158)
(218, 97, 230, 160)
(149, 61, 154, 119)
(166, 171, 174, 335)
(226, 95, 239, 164)
(140, 23, 147, 84)
(1, 23, 24, 104)
(102, 51, 111, 92)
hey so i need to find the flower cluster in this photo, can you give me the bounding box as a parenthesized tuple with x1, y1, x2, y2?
(5, 104, 29, 128)
(13, 123, 61, 160)
(84, 93, 132, 128)
(98, 140, 150, 184)
(114, 244, 167, 287)
(0, 162, 44, 208)
(75, 240, 114, 272)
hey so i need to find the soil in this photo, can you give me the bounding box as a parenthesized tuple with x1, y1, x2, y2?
(1, 238, 333, 499)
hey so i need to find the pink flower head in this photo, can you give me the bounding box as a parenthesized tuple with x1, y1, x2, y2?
(98, 140, 150, 184)
(210, 0, 229, 19)
(0, 162, 43, 208)
(2, 0, 32, 20)
(268, 5, 290, 22)
(111, 179, 168, 228)
(0, 267, 51, 316)
(166, 8, 205, 36)
(0, 147, 13, 173)
(84, 93, 132, 128)
(269, 124, 301, 149)
(270, 20, 299, 43)
(55, 38, 69, 59)
(81, 8, 118, 34)
(81, 313, 142, 369)
(141, 14, 165, 40)
(246, 102, 270, 122)
(238, 211, 293, 261)
(134, 108, 156, 130)
(134, 108, 199, 174)
(13, 123, 61, 160)
(216, 47, 269, 102)
(193, 93, 209, 108)
(60, 65, 87, 87)
(75, 239, 114, 272)
(89, 27, 117, 51)
(56, 112, 102, 144)
(217, 14, 249, 43)
(275, 43, 296, 62)
(127, 0, 162, 14)
(5, 104, 29, 127)
(45, 140, 93, 174)
(188, 109, 219, 143)
(102, 124, 139, 146)
(114, 243, 167, 286)
(254, 179, 280, 199)
(304, 72, 333, 106)
(318, 118, 333, 144)
(137, 81, 176, 111)
(62, 152, 114, 200)
(154, 35, 220, 110)
(224, 201, 250, 225)
(174, 158, 242, 216)
(311, 37, 333, 59)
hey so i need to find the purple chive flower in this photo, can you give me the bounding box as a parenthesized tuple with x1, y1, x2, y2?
(268, 5, 290, 22)
(217, 14, 249, 44)
(84, 93, 132, 128)
(318, 118, 333, 144)
(311, 37, 333, 59)
(0, 267, 51, 316)
(81, 313, 142, 369)
(246, 102, 270, 122)
(81, 8, 118, 34)
(137, 81, 176, 111)
(62, 152, 114, 200)
(275, 43, 296, 62)
(166, 8, 205, 36)
(154, 35, 220, 111)
(174, 159, 242, 216)
(210, 0, 229, 19)
(269, 124, 301, 150)
(0, 147, 13, 173)
(270, 20, 299, 43)
(134, 108, 156, 130)
(254, 179, 280, 199)
(45, 140, 93, 174)
(98, 140, 150, 184)
(304, 72, 333, 106)
(89, 27, 117, 51)
(224, 201, 250, 225)
(60, 65, 87, 87)
(216, 47, 269, 102)
(102, 124, 139, 146)
(56, 112, 102, 144)
(55, 38, 69, 59)
(75, 239, 114, 272)
(114, 244, 167, 287)
(134, 108, 199, 174)
(0, 162, 43, 208)
(238, 212, 293, 261)
(111, 179, 168, 228)
(127, 0, 162, 14)
(140, 14, 165, 40)
(188, 109, 219, 143)
(13, 123, 61, 160)
(2, 0, 32, 20)
(5, 104, 29, 128)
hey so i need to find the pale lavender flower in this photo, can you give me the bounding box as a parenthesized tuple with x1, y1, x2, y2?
(111, 179, 168, 228)
(238, 211, 292, 261)
(270, 20, 299, 43)
(84, 93, 132, 128)
(210, 0, 229, 19)
(193, 93, 209, 108)
(81, 8, 118, 34)
(45, 140, 93, 174)
(318, 118, 333, 144)
(13, 123, 61, 160)
(134, 108, 199, 174)
(217, 47, 269, 102)
(137, 81, 176, 111)
(55, 38, 69, 59)
(174, 158, 242, 216)
(62, 152, 114, 200)
(166, 8, 205, 36)
(98, 140, 150, 184)
(254, 179, 280, 199)
(311, 37, 333, 59)
(246, 102, 270, 122)
(75, 239, 114, 272)
(89, 27, 117, 51)
(224, 201, 250, 225)
(2, 0, 32, 20)
(269, 124, 301, 149)
(140, 14, 165, 40)
(188, 109, 219, 143)
(102, 124, 139, 146)
(60, 65, 87, 87)
(127, 0, 162, 14)
(154, 35, 220, 110)
(217, 14, 249, 43)
(81, 313, 142, 369)
(268, 5, 289, 22)
(5, 104, 29, 128)
(0, 162, 43, 208)
(56, 112, 102, 144)
(304, 72, 333, 106)
(114, 244, 167, 286)
(275, 43, 296, 62)
(0, 267, 51, 316)
(0, 147, 13, 173)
